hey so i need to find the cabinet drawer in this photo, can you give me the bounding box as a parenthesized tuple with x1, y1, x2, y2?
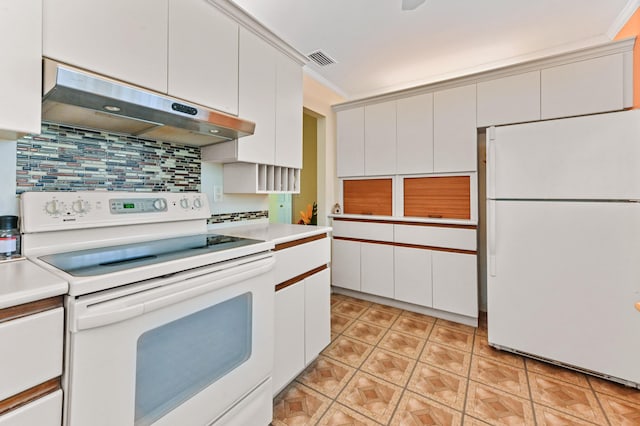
(332, 220, 394, 242)
(274, 237, 330, 284)
(0, 390, 62, 426)
(0, 308, 63, 400)
(394, 224, 476, 251)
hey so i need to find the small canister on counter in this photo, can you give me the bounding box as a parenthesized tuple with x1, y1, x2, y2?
(0, 215, 20, 259)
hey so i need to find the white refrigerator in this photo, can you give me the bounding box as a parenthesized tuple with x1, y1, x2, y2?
(487, 109, 640, 387)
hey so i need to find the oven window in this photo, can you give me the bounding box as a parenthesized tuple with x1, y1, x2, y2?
(134, 293, 252, 426)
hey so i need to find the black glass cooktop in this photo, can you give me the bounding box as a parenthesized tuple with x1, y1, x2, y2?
(39, 234, 264, 277)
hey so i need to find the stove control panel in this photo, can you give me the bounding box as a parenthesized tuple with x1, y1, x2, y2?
(110, 198, 168, 214)
(20, 192, 211, 233)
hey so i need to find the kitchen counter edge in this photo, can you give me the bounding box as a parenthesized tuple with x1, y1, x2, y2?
(210, 223, 332, 245)
(0, 259, 68, 310)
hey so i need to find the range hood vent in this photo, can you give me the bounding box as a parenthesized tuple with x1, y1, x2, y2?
(42, 59, 255, 146)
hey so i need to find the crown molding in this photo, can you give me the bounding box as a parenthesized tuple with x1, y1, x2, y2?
(606, 0, 640, 39)
(207, 0, 308, 65)
(333, 37, 636, 111)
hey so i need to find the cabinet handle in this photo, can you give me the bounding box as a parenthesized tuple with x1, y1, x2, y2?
(427, 214, 443, 218)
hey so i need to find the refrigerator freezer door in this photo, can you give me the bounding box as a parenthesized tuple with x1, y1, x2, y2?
(488, 110, 640, 200)
(488, 200, 640, 385)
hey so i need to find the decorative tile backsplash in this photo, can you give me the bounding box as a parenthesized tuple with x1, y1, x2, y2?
(207, 211, 269, 224)
(16, 123, 201, 193)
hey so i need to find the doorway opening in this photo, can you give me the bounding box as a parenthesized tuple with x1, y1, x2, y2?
(268, 110, 319, 224)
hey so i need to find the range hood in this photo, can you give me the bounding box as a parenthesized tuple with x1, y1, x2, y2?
(42, 59, 255, 146)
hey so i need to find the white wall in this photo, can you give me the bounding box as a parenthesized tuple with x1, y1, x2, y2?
(0, 141, 18, 215)
(302, 73, 345, 225)
(201, 162, 269, 214)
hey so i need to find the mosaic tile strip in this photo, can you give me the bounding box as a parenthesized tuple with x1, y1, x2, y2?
(16, 123, 201, 193)
(207, 210, 268, 224)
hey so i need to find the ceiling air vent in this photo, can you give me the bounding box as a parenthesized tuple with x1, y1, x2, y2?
(307, 50, 336, 67)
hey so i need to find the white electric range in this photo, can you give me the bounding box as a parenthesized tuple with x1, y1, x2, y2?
(21, 191, 276, 426)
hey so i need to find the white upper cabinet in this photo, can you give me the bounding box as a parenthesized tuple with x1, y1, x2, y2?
(364, 101, 397, 176)
(203, 28, 303, 168)
(477, 71, 541, 127)
(433, 84, 477, 173)
(541, 54, 626, 120)
(396, 93, 434, 175)
(168, 0, 239, 114)
(237, 27, 277, 165)
(43, 0, 169, 93)
(0, 0, 42, 138)
(336, 107, 365, 177)
(275, 54, 303, 168)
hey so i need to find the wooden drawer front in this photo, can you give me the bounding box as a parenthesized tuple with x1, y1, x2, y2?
(0, 308, 63, 401)
(404, 176, 470, 219)
(274, 237, 330, 284)
(394, 224, 476, 251)
(343, 179, 392, 216)
(332, 220, 394, 242)
(0, 389, 62, 426)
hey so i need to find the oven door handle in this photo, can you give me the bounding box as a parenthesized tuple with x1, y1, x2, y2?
(74, 256, 275, 331)
(76, 304, 145, 331)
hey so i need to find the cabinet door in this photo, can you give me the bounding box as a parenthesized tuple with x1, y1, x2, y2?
(0, 0, 41, 137)
(273, 283, 305, 395)
(432, 251, 477, 317)
(364, 101, 396, 176)
(397, 93, 434, 174)
(0, 308, 63, 401)
(275, 53, 303, 168)
(541, 54, 624, 120)
(168, 0, 238, 114)
(477, 71, 541, 127)
(0, 390, 62, 426)
(433, 84, 477, 173)
(361, 243, 394, 299)
(331, 239, 360, 291)
(43, 0, 168, 92)
(336, 108, 365, 177)
(394, 247, 432, 307)
(237, 28, 276, 164)
(304, 269, 331, 364)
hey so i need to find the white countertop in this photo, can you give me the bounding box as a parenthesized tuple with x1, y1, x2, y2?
(212, 222, 332, 245)
(328, 214, 477, 226)
(0, 259, 68, 309)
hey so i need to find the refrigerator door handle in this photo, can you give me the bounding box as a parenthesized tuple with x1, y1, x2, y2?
(487, 126, 496, 199)
(488, 199, 496, 276)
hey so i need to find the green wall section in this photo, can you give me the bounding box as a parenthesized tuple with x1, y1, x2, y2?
(293, 113, 318, 224)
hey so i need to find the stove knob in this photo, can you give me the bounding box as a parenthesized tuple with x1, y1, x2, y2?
(193, 198, 202, 209)
(45, 200, 61, 215)
(180, 198, 190, 209)
(153, 198, 167, 211)
(72, 199, 88, 213)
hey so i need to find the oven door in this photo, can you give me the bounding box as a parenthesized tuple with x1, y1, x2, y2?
(64, 253, 275, 426)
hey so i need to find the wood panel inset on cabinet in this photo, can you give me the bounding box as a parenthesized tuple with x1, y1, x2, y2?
(404, 176, 470, 219)
(343, 179, 392, 216)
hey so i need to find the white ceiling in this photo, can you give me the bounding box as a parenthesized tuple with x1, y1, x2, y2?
(232, 0, 636, 100)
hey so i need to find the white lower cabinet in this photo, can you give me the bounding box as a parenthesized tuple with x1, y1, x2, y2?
(331, 220, 478, 322)
(273, 268, 331, 395)
(304, 269, 331, 364)
(273, 282, 305, 394)
(394, 246, 432, 307)
(331, 239, 361, 291)
(360, 243, 394, 298)
(432, 251, 477, 317)
(0, 390, 62, 426)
